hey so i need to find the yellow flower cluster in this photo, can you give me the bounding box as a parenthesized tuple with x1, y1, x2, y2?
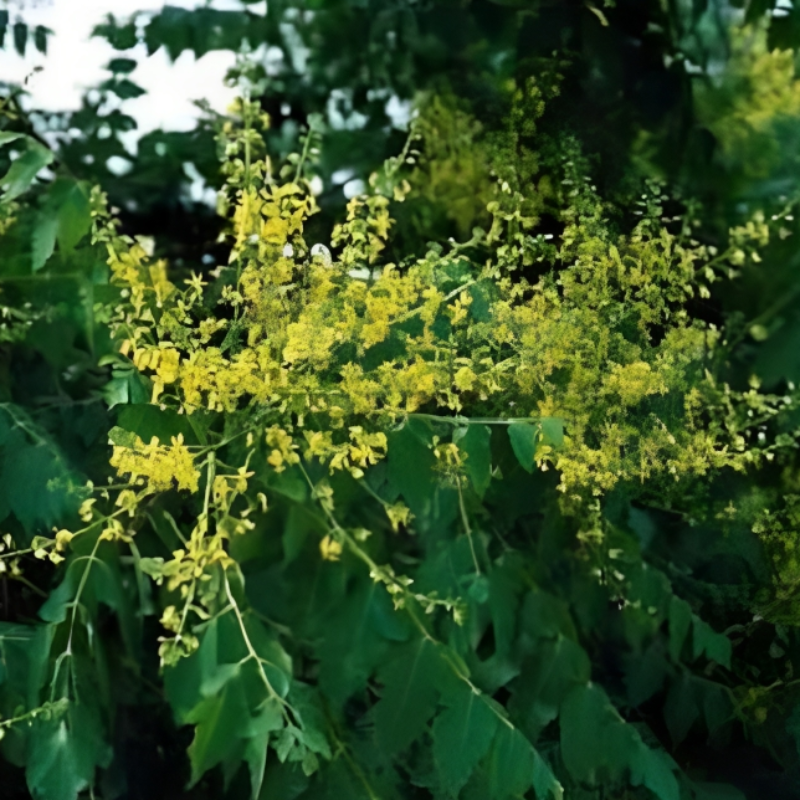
(95, 115, 768, 509)
(110, 434, 199, 493)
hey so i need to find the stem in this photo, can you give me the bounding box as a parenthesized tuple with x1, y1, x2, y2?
(9, 574, 46, 598)
(395, 280, 477, 325)
(204, 451, 216, 519)
(243, 100, 252, 190)
(223, 572, 292, 720)
(0, 698, 69, 731)
(298, 464, 527, 751)
(65, 535, 104, 655)
(294, 119, 315, 183)
(174, 580, 196, 646)
(409, 413, 540, 426)
(456, 477, 480, 575)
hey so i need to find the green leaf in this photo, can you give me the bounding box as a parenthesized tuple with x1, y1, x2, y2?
(560, 683, 636, 781)
(532, 748, 564, 800)
(387, 419, 437, 517)
(259, 760, 310, 800)
(117, 403, 199, 445)
(318, 580, 399, 706)
(0, 425, 78, 536)
(31, 211, 59, 272)
(561, 684, 679, 800)
(110, 78, 147, 99)
(692, 783, 747, 800)
(26, 703, 111, 800)
(692, 617, 732, 669)
(539, 417, 564, 448)
(455, 423, 492, 497)
(244, 700, 284, 799)
(467, 281, 494, 322)
(108, 425, 138, 448)
(33, 25, 48, 54)
(487, 559, 525, 660)
(288, 682, 331, 759)
(510, 635, 590, 739)
(13, 21, 26, 56)
(486, 725, 534, 799)
(54, 180, 91, 253)
(664, 674, 699, 747)
(625, 641, 668, 707)
(373, 638, 444, 755)
(265, 466, 308, 503)
(702, 682, 733, 736)
(101, 369, 151, 408)
(101, 376, 130, 408)
(186, 677, 251, 786)
(521, 590, 578, 642)
(93, 17, 138, 50)
(0, 132, 25, 147)
(242, 614, 293, 699)
(668, 596, 692, 662)
(507, 423, 537, 472)
(0, 140, 54, 201)
(630, 746, 681, 800)
(787, 702, 800, 759)
(486, 724, 561, 800)
(432, 686, 499, 795)
(108, 57, 137, 73)
(0, 622, 53, 708)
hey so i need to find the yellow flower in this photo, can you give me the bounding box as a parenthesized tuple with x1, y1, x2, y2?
(78, 498, 96, 523)
(110, 433, 199, 493)
(385, 502, 413, 533)
(320, 534, 343, 562)
(54, 529, 74, 552)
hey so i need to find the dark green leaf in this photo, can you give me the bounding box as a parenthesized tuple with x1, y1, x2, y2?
(625, 642, 668, 707)
(664, 675, 700, 747)
(561, 684, 679, 800)
(12, 22, 26, 56)
(432, 686, 499, 795)
(106, 78, 147, 100)
(486, 725, 535, 800)
(692, 617, 732, 669)
(107, 57, 137, 73)
(373, 638, 444, 755)
(31, 211, 58, 272)
(387, 419, 437, 518)
(26, 703, 111, 800)
(668, 596, 692, 662)
(511, 636, 590, 739)
(456, 423, 492, 497)
(187, 677, 251, 785)
(693, 783, 747, 800)
(507, 423, 537, 473)
(33, 25, 49, 54)
(117, 404, 199, 445)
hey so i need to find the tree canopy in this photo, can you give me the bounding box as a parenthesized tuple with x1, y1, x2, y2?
(3, 1, 800, 799)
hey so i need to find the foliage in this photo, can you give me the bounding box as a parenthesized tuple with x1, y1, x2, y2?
(4, 1, 800, 799)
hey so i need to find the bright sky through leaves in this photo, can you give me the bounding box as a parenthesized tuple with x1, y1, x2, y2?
(0, 0, 239, 142)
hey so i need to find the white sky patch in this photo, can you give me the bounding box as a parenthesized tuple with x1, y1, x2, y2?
(0, 0, 239, 144)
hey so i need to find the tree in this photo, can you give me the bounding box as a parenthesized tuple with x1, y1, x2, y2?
(2, 1, 800, 798)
